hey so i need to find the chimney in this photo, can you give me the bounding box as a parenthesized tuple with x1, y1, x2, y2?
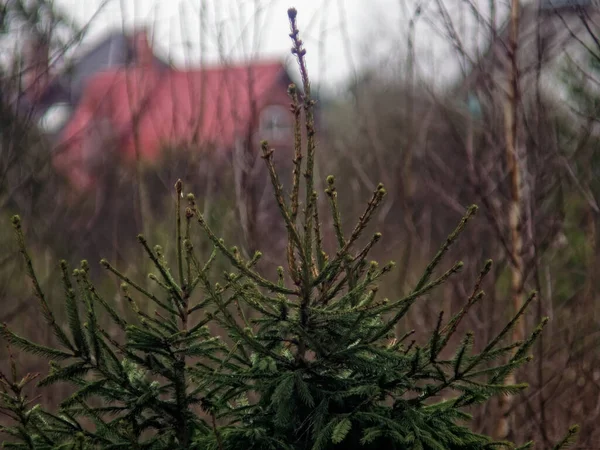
(22, 33, 51, 100)
(129, 28, 154, 66)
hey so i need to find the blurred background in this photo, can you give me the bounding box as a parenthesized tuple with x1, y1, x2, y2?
(1, 0, 600, 446)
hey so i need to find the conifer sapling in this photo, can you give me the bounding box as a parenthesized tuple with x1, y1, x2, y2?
(0, 7, 579, 450)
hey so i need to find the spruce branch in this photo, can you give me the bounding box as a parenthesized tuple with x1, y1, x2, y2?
(288, 82, 303, 223)
(185, 206, 194, 285)
(552, 425, 580, 450)
(189, 197, 297, 296)
(261, 140, 306, 267)
(176, 179, 185, 287)
(288, 7, 317, 284)
(368, 260, 464, 343)
(413, 204, 478, 292)
(100, 259, 179, 316)
(11, 215, 75, 353)
(325, 176, 346, 250)
(313, 191, 327, 274)
(60, 260, 90, 356)
(137, 234, 184, 302)
(312, 183, 386, 288)
(436, 259, 493, 353)
(0, 325, 74, 361)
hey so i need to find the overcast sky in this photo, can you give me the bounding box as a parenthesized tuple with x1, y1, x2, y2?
(51, 0, 475, 90)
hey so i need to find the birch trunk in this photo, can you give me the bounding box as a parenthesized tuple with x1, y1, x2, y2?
(496, 0, 525, 440)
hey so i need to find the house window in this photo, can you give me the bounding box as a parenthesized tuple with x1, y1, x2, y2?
(466, 92, 482, 119)
(259, 105, 292, 141)
(38, 102, 72, 134)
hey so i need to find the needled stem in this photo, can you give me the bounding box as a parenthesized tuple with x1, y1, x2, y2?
(312, 191, 327, 273)
(11, 216, 75, 353)
(288, 7, 317, 288)
(325, 176, 346, 249)
(137, 235, 184, 301)
(261, 140, 306, 270)
(437, 259, 493, 353)
(288, 83, 304, 286)
(185, 207, 193, 285)
(413, 204, 478, 292)
(174, 292, 190, 447)
(464, 291, 538, 377)
(369, 261, 464, 343)
(312, 183, 386, 288)
(100, 259, 178, 316)
(188, 195, 297, 296)
(176, 179, 185, 288)
(288, 83, 303, 222)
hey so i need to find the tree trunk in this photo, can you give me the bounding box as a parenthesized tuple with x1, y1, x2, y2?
(496, 0, 525, 441)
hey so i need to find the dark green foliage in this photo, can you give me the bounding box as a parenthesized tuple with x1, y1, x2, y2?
(0, 7, 579, 450)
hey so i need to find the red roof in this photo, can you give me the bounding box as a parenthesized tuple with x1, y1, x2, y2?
(53, 60, 291, 190)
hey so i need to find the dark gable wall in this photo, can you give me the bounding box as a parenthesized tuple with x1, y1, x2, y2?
(59, 34, 131, 105)
(29, 31, 170, 136)
(60, 32, 169, 106)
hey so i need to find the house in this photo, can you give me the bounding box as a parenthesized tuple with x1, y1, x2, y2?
(16, 29, 169, 136)
(458, 0, 600, 108)
(17, 28, 297, 191)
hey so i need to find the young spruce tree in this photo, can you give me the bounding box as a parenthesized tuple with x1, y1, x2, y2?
(0, 7, 579, 450)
